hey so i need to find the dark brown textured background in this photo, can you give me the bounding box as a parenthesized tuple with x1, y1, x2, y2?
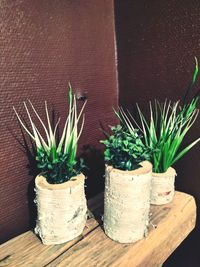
(1, 0, 200, 265)
(0, 0, 118, 243)
(115, 0, 200, 266)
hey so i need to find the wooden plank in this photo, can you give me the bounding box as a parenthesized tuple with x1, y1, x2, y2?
(47, 191, 196, 267)
(0, 193, 103, 267)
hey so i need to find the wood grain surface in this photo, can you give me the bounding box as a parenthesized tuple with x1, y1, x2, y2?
(0, 0, 118, 243)
(0, 191, 196, 267)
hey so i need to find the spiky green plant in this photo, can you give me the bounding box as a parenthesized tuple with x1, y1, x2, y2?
(115, 100, 200, 173)
(13, 84, 86, 184)
(182, 56, 199, 105)
(100, 125, 151, 171)
(115, 57, 200, 173)
(136, 99, 200, 173)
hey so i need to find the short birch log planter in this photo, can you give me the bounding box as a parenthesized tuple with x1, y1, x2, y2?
(34, 173, 87, 245)
(150, 167, 177, 205)
(104, 161, 152, 244)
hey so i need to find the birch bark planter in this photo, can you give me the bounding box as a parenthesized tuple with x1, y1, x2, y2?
(34, 173, 87, 245)
(150, 167, 177, 205)
(104, 161, 152, 244)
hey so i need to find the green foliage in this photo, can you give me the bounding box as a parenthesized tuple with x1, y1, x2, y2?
(13, 84, 86, 184)
(115, 57, 200, 173)
(36, 148, 85, 184)
(182, 56, 199, 104)
(101, 125, 151, 171)
(135, 58, 200, 173)
(136, 99, 200, 173)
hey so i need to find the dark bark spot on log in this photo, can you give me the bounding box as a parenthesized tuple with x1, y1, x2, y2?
(158, 191, 171, 196)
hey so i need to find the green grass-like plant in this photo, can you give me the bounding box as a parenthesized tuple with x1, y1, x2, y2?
(136, 99, 200, 173)
(116, 58, 200, 173)
(13, 84, 86, 184)
(101, 125, 151, 171)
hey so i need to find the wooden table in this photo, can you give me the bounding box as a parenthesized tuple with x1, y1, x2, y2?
(0, 191, 196, 267)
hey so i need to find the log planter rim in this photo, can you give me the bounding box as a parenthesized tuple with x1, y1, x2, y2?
(152, 166, 177, 177)
(106, 160, 152, 176)
(35, 172, 85, 190)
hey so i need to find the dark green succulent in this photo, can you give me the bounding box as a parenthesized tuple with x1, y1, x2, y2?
(101, 125, 151, 171)
(36, 148, 85, 184)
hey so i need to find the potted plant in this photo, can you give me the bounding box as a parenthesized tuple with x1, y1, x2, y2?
(101, 124, 152, 243)
(122, 58, 200, 205)
(136, 98, 200, 205)
(13, 84, 87, 245)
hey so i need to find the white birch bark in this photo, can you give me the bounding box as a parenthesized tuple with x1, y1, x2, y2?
(104, 161, 152, 243)
(150, 167, 177, 205)
(34, 173, 87, 245)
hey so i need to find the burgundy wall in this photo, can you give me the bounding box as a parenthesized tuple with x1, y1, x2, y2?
(2, 1, 200, 265)
(0, 0, 118, 243)
(115, 0, 200, 266)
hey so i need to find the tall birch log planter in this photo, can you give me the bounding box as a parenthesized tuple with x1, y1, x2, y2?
(13, 84, 87, 245)
(101, 124, 153, 243)
(104, 161, 152, 243)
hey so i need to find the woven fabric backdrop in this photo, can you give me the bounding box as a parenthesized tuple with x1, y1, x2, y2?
(115, 0, 200, 266)
(0, 0, 118, 243)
